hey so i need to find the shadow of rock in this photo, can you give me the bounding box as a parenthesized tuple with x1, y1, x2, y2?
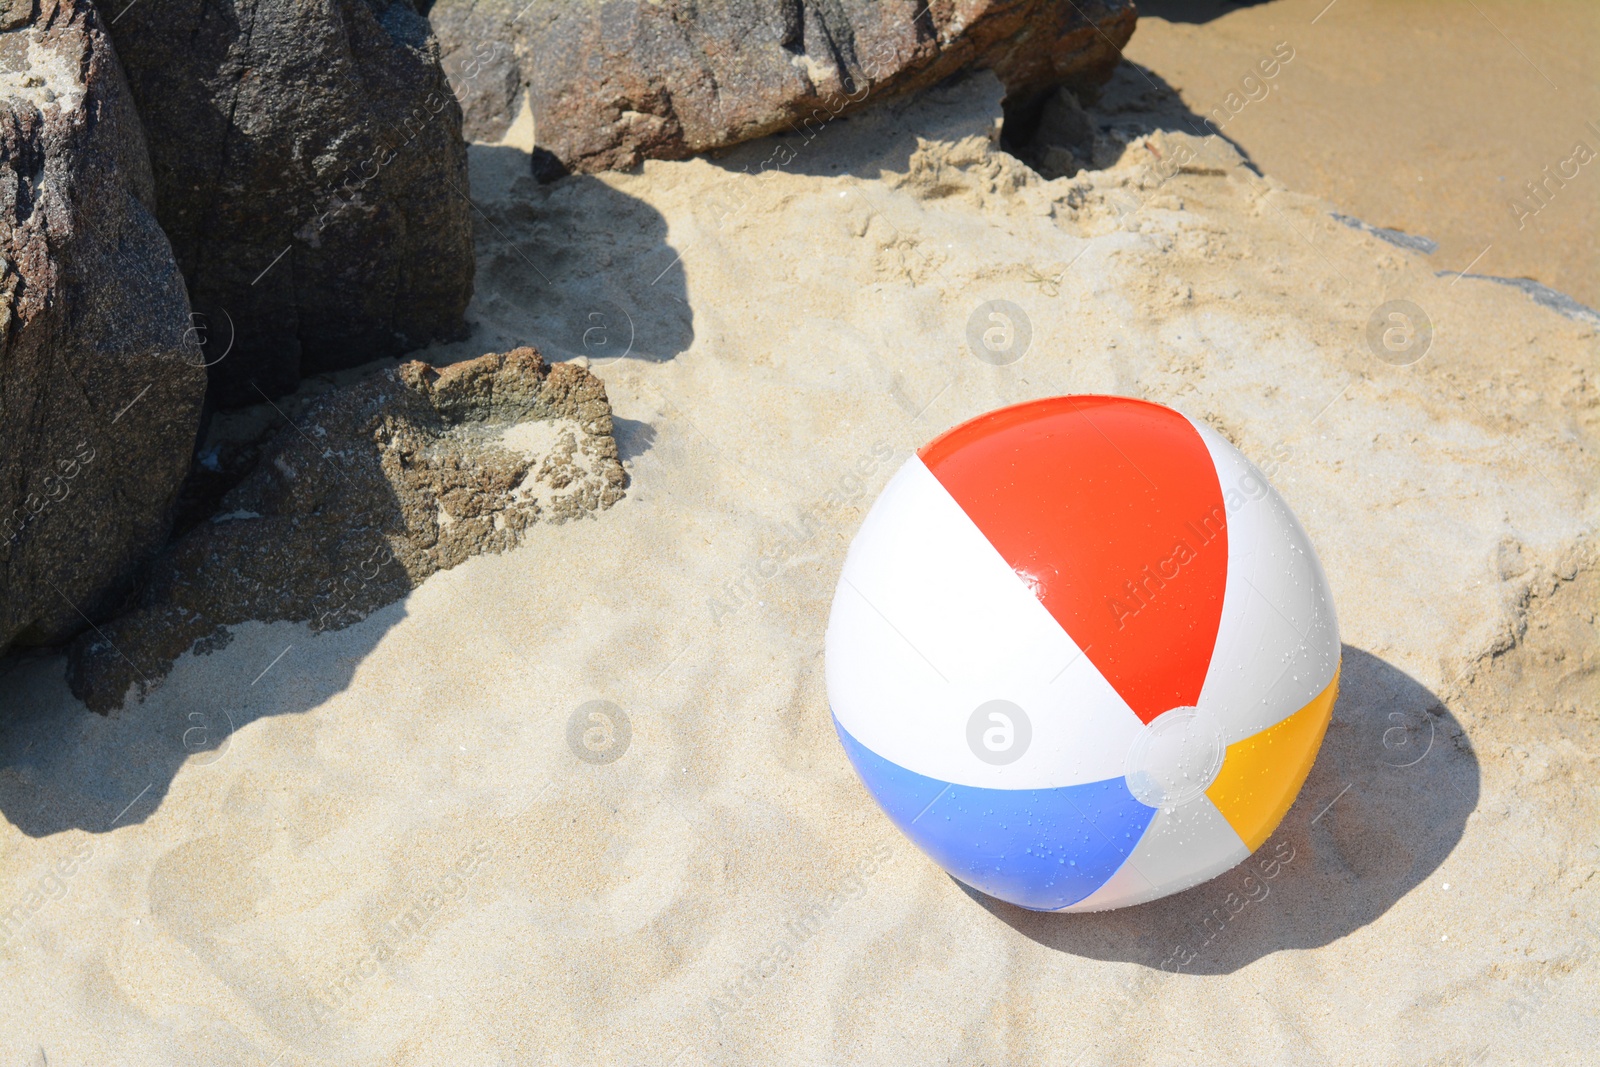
(0, 348, 626, 837)
(0, 615, 396, 838)
(961, 646, 1479, 974)
(1005, 60, 1266, 180)
(170, 148, 691, 538)
(611, 417, 659, 464)
(459, 145, 694, 367)
(1135, 0, 1280, 24)
(695, 62, 1263, 188)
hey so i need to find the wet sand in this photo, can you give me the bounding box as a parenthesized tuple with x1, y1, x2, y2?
(1127, 0, 1600, 306)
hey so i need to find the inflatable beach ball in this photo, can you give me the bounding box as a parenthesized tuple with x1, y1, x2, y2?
(825, 396, 1340, 912)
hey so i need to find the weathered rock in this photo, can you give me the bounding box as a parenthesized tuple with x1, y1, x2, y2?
(106, 0, 476, 407)
(0, 0, 204, 653)
(433, 19, 523, 148)
(66, 347, 627, 712)
(430, 0, 1136, 174)
(1, 0, 34, 31)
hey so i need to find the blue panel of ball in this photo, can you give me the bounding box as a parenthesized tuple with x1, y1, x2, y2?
(833, 715, 1157, 910)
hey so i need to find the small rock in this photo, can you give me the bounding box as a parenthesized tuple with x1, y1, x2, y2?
(66, 347, 627, 713)
(1032, 85, 1096, 172)
(0, 0, 35, 31)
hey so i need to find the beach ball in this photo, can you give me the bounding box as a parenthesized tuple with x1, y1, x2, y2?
(825, 396, 1340, 911)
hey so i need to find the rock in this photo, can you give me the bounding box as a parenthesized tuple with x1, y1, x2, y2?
(105, 0, 476, 407)
(429, 0, 1136, 174)
(434, 18, 523, 147)
(0, 0, 204, 654)
(1, 0, 34, 31)
(1026, 85, 1097, 178)
(66, 347, 627, 712)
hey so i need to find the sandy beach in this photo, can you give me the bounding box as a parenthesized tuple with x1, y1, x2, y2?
(0, 21, 1597, 1067)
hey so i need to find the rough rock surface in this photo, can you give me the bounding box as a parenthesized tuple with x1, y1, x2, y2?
(66, 347, 625, 712)
(106, 0, 476, 407)
(0, 0, 203, 653)
(431, 0, 1136, 173)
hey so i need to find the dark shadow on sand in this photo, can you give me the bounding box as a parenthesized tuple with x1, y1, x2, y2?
(1136, 0, 1281, 24)
(472, 145, 695, 367)
(957, 645, 1479, 974)
(696, 63, 1265, 189)
(1001, 61, 1268, 179)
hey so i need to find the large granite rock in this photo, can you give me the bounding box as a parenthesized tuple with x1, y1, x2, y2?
(67, 346, 627, 712)
(0, 0, 204, 654)
(430, 0, 1137, 174)
(106, 0, 476, 407)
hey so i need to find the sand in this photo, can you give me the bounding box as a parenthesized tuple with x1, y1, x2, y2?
(1126, 0, 1600, 308)
(0, 67, 1596, 1065)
